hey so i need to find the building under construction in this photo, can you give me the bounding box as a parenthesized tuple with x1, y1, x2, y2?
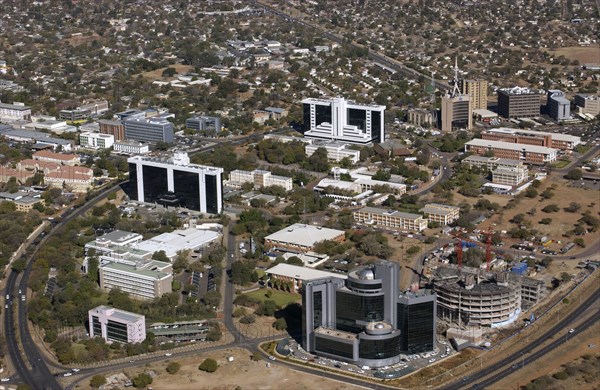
(431, 266, 545, 328)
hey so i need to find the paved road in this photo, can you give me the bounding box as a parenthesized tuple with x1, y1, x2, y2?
(4, 184, 122, 389)
(442, 284, 600, 390)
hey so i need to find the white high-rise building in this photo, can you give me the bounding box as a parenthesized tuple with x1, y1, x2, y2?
(127, 152, 224, 214)
(301, 97, 385, 144)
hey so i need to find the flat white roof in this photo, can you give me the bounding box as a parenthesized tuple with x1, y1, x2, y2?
(266, 263, 347, 280)
(488, 127, 580, 143)
(265, 223, 345, 248)
(135, 228, 221, 258)
(466, 138, 557, 154)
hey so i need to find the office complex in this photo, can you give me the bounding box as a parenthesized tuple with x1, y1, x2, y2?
(113, 140, 149, 155)
(419, 204, 460, 225)
(186, 116, 222, 132)
(0, 102, 31, 122)
(128, 152, 224, 214)
(228, 169, 293, 191)
(301, 97, 385, 144)
(99, 120, 125, 141)
(492, 165, 529, 186)
(302, 261, 437, 367)
(264, 223, 345, 253)
(123, 116, 174, 143)
(574, 94, 600, 117)
(441, 61, 473, 132)
(497, 87, 541, 118)
(462, 155, 530, 171)
(305, 142, 361, 164)
(546, 90, 570, 121)
(481, 127, 580, 150)
(458, 79, 488, 110)
(464, 139, 558, 164)
(99, 260, 173, 300)
(79, 132, 114, 149)
(88, 306, 146, 343)
(353, 207, 428, 232)
(266, 263, 347, 293)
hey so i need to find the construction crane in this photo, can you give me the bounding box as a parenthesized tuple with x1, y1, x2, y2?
(451, 228, 496, 272)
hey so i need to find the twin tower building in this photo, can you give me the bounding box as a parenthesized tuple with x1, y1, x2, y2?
(302, 261, 436, 368)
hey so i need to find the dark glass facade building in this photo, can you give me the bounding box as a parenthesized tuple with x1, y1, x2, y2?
(302, 261, 435, 368)
(127, 152, 223, 214)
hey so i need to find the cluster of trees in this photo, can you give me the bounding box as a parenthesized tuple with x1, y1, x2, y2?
(255, 139, 306, 165)
(0, 203, 39, 270)
(347, 230, 394, 258)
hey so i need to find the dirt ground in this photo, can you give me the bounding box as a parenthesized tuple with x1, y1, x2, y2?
(543, 46, 600, 65)
(105, 348, 365, 390)
(140, 64, 195, 80)
(491, 322, 600, 390)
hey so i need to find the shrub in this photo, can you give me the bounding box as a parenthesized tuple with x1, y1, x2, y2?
(240, 314, 256, 324)
(541, 204, 560, 213)
(553, 370, 569, 380)
(232, 307, 247, 318)
(90, 375, 107, 388)
(132, 373, 153, 388)
(166, 362, 180, 375)
(199, 358, 218, 372)
(539, 218, 552, 225)
(406, 246, 421, 255)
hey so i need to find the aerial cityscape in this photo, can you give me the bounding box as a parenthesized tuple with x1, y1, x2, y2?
(0, 0, 598, 389)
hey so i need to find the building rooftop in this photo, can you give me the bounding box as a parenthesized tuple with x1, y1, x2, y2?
(358, 207, 424, 220)
(0, 102, 31, 110)
(101, 260, 172, 280)
(135, 228, 221, 259)
(96, 230, 143, 245)
(498, 87, 539, 95)
(128, 153, 223, 173)
(91, 305, 144, 323)
(266, 263, 347, 281)
(33, 150, 79, 161)
(466, 138, 558, 154)
(486, 127, 580, 143)
(420, 204, 459, 215)
(264, 223, 345, 248)
(314, 326, 357, 340)
(462, 155, 524, 166)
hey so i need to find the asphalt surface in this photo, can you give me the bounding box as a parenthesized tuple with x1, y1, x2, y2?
(442, 285, 600, 390)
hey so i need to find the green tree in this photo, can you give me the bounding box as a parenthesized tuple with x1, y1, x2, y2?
(152, 250, 170, 262)
(565, 169, 583, 180)
(90, 375, 107, 388)
(273, 317, 287, 330)
(133, 373, 153, 388)
(166, 362, 181, 374)
(199, 358, 219, 372)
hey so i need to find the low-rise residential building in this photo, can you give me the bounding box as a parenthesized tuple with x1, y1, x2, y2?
(419, 203, 460, 225)
(492, 165, 529, 186)
(79, 132, 114, 149)
(88, 306, 146, 343)
(353, 207, 428, 232)
(481, 127, 580, 150)
(464, 139, 558, 164)
(99, 260, 173, 300)
(264, 223, 345, 253)
(305, 142, 361, 164)
(113, 140, 149, 155)
(228, 169, 293, 191)
(33, 150, 80, 166)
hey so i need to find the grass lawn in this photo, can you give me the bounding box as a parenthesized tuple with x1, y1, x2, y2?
(244, 288, 300, 308)
(552, 160, 570, 169)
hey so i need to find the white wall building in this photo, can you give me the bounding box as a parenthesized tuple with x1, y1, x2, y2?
(302, 97, 385, 144)
(80, 132, 114, 149)
(99, 261, 173, 300)
(113, 140, 149, 155)
(228, 169, 293, 191)
(305, 142, 361, 164)
(88, 306, 146, 343)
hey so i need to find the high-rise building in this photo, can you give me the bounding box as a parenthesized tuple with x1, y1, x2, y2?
(123, 116, 174, 143)
(547, 90, 570, 121)
(302, 261, 437, 367)
(497, 87, 541, 118)
(397, 290, 437, 354)
(301, 97, 385, 144)
(458, 79, 488, 110)
(88, 306, 146, 343)
(127, 151, 224, 214)
(98, 120, 125, 141)
(441, 60, 473, 132)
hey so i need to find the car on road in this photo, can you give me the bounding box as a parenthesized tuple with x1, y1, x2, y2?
(71, 368, 80, 373)
(129, 360, 135, 363)
(0, 378, 9, 382)
(63, 373, 72, 377)
(268, 355, 276, 361)
(569, 328, 575, 333)
(165, 353, 173, 357)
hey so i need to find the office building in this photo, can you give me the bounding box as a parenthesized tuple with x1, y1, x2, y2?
(492, 165, 529, 186)
(78, 99, 109, 116)
(266, 263, 347, 293)
(99, 120, 125, 141)
(419, 204, 460, 225)
(127, 152, 224, 214)
(441, 94, 472, 132)
(228, 169, 293, 191)
(464, 139, 558, 164)
(88, 306, 146, 343)
(353, 207, 428, 232)
(0, 102, 31, 122)
(44, 165, 94, 192)
(396, 290, 437, 354)
(407, 108, 436, 127)
(0, 127, 73, 151)
(547, 90, 570, 121)
(302, 261, 436, 367)
(574, 94, 600, 117)
(135, 228, 221, 260)
(33, 150, 80, 166)
(186, 116, 222, 132)
(79, 132, 114, 149)
(497, 87, 541, 118)
(458, 79, 488, 110)
(124, 116, 174, 143)
(264, 223, 345, 253)
(113, 140, 149, 155)
(481, 127, 580, 150)
(99, 260, 173, 300)
(305, 142, 361, 164)
(301, 97, 385, 144)
(59, 109, 90, 122)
